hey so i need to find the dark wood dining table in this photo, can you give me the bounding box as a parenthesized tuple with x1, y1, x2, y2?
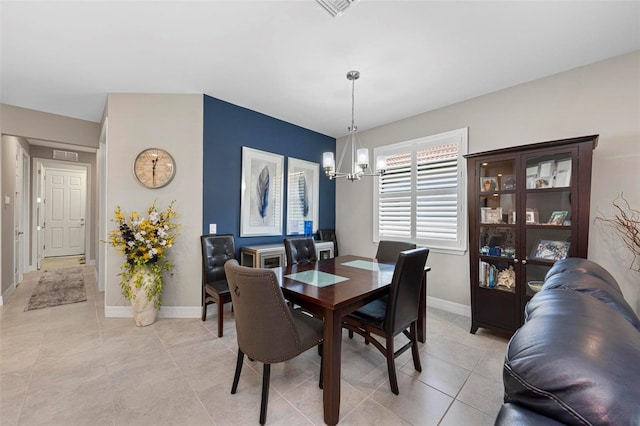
(276, 255, 429, 425)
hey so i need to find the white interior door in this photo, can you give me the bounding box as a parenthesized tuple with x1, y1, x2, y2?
(14, 150, 25, 284)
(44, 168, 86, 257)
(36, 162, 46, 269)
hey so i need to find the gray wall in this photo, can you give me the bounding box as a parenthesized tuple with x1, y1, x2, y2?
(336, 51, 640, 314)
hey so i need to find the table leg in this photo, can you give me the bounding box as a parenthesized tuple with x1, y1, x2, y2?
(323, 309, 342, 425)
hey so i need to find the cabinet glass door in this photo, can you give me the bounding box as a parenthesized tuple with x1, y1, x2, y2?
(522, 151, 574, 298)
(478, 160, 517, 293)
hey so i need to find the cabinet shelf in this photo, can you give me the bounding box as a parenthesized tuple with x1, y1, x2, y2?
(466, 135, 597, 335)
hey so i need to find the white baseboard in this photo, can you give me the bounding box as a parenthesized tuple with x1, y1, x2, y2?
(105, 305, 202, 318)
(427, 296, 471, 317)
(0, 284, 16, 306)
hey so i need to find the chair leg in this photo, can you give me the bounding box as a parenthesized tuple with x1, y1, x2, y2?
(217, 299, 224, 337)
(318, 343, 323, 389)
(201, 303, 207, 321)
(260, 364, 271, 425)
(410, 322, 422, 372)
(348, 329, 353, 339)
(231, 349, 244, 394)
(386, 335, 399, 395)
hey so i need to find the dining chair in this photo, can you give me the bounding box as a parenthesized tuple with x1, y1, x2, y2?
(283, 237, 317, 266)
(318, 228, 339, 257)
(224, 260, 324, 425)
(343, 247, 430, 395)
(200, 234, 235, 337)
(375, 240, 417, 263)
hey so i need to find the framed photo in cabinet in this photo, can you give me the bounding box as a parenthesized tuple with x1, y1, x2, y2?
(531, 239, 570, 261)
(547, 210, 568, 226)
(480, 177, 498, 192)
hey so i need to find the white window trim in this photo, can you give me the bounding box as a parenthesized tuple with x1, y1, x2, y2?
(373, 127, 468, 254)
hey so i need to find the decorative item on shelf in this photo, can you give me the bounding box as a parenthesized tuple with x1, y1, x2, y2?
(596, 193, 640, 271)
(547, 210, 568, 226)
(501, 175, 515, 190)
(535, 177, 551, 189)
(481, 207, 503, 224)
(497, 266, 515, 289)
(525, 208, 539, 224)
(107, 200, 179, 326)
(527, 280, 544, 293)
(488, 246, 502, 257)
(481, 177, 498, 192)
(503, 247, 516, 258)
(322, 71, 386, 182)
(531, 239, 570, 261)
(553, 159, 572, 187)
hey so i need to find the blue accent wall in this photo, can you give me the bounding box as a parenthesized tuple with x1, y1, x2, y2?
(203, 95, 336, 251)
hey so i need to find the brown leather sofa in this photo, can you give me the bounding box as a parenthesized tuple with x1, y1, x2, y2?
(495, 258, 640, 425)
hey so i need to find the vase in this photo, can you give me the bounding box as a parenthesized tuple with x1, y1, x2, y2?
(128, 266, 159, 327)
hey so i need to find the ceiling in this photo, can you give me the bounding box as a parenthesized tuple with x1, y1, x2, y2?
(2, 1, 639, 139)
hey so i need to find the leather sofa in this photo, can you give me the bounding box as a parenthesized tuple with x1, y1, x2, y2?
(495, 258, 640, 425)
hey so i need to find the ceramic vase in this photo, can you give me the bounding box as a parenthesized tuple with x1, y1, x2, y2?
(129, 266, 159, 326)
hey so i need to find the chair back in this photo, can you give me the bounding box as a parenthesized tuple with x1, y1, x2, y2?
(201, 234, 235, 284)
(384, 248, 430, 335)
(376, 240, 417, 263)
(283, 237, 317, 265)
(224, 259, 308, 362)
(318, 228, 339, 257)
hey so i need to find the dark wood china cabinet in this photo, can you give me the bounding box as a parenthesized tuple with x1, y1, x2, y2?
(465, 135, 598, 334)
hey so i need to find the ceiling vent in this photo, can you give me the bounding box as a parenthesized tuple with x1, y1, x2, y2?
(53, 150, 79, 162)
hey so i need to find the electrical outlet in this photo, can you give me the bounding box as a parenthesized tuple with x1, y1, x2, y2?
(209, 223, 217, 234)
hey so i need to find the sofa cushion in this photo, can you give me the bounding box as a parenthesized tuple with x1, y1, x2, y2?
(545, 258, 620, 292)
(504, 290, 640, 425)
(539, 271, 640, 331)
(495, 403, 566, 425)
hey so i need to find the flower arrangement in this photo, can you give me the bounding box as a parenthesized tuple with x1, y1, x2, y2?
(108, 200, 179, 308)
(597, 193, 640, 272)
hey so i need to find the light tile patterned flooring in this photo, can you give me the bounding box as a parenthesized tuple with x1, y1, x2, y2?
(0, 258, 509, 425)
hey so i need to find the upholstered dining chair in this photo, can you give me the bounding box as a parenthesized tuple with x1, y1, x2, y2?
(343, 247, 430, 395)
(375, 240, 417, 264)
(200, 234, 235, 337)
(224, 260, 324, 425)
(318, 228, 339, 257)
(283, 237, 317, 266)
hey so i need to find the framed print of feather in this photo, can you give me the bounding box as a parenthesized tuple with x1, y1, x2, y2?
(286, 157, 319, 236)
(240, 147, 284, 236)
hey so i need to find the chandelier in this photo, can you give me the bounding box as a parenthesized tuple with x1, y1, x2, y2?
(322, 71, 386, 181)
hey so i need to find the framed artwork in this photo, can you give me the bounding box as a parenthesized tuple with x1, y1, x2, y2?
(480, 177, 498, 192)
(531, 239, 570, 261)
(286, 158, 319, 235)
(547, 210, 568, 226)
(240, 147, 284, 237)
(481, 207, 502, 224)
(501, 175, 515, 190)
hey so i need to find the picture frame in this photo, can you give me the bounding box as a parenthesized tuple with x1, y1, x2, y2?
(481, 207, 502, 224)
(501, 175, 515, 190)
(480, 176, 498, 192)
(547, 210, 568, 226)
(537, 160, 556, 178)
(240, 147, 284, 237)
(554, 158, 572, 187)
(531, 239, 570, 261)
(525, 208, 539, 224)
(286, 158, 319, 235)
(535, 177, 551, 189)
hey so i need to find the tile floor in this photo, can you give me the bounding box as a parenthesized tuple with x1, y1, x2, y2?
(0, 257, 510, 425)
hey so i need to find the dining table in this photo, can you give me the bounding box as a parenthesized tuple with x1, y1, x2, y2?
(276, 254, 430, 425)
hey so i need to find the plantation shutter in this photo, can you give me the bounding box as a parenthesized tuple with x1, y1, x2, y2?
(374, 128, 468, 252)
(416, 143, 459, 241)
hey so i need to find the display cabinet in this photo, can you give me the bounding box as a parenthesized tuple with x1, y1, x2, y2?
(465, 135, 597, 334)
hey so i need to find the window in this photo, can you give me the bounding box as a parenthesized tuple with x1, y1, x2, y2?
(373, 128, 468, 253)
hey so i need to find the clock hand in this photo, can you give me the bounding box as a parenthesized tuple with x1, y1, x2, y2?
(152, 158, 158, 185)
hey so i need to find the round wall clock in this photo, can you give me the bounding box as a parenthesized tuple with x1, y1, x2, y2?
(133, 148, 176, 189)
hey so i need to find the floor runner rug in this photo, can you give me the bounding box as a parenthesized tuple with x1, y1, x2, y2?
(25, 267, 87, 311)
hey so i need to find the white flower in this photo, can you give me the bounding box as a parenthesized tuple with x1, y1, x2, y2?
(150, 212, 160, 223)
(134, 233, 144, 241)
(127, 241, 135, 247)
(141, 230, 146, 235)
(160, 240, 167, 246)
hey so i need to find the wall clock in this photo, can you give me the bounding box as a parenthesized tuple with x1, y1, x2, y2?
(133, 148, 176, 189)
